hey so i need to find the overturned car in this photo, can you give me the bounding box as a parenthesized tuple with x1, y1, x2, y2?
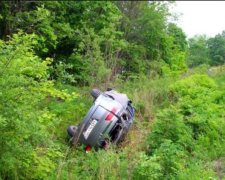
(67, 88, 135, 150)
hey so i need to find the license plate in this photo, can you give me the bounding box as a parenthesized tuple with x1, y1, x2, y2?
(83, 119, 98, 139)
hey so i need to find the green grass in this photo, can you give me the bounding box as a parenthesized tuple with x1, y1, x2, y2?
(43, 68, 225, 179)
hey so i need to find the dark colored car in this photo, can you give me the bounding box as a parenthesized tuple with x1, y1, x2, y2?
(67, 88, 135, 150)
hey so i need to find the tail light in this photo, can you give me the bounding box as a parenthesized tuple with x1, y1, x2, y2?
(85, 145, 92, 152)
(105, 107, 117, 121)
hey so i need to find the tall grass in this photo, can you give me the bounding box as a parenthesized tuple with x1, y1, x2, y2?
(50, 75, 176, 179)
(52, 70, 225, 179)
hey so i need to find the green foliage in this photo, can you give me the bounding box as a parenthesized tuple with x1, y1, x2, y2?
(115, 1, 188, 78)
(0, 32, 75, 179)
(0, 1, 224, 179)
(133, 153, 163, 180)
(161, 51, 187, 77)
(176, 159, 218, 179)
(67, 27, 111, 86)
(14, 6, 57, 56)
(53, 61, 75, 84)
(187, 35, 211, 67)
(143, 74, 225, 179)
(162, 23, 188, 76)
(54, 147, 130, 180)
(0, 1, 190, 84)
(187, 31, 225, 67)
(147, 107, 193, 153)
(118, 75, 176, 120)
(167, 23, 187, 52)
(208, 31, 225, 66)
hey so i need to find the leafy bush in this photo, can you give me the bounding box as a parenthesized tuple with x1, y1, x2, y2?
(147, 107, 193, 153)
(133, 153, 163, 180)
(143, 74, 225, 178)
(0, 32, 75, 179)
(176, 160, 217, 179)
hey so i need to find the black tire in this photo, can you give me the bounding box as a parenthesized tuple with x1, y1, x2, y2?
(91, 89, 101, 99)
(112, 127, 124, 145)
(67, 125, 78, 138)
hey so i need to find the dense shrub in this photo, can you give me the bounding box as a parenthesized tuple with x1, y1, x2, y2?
(0, 33, 76, 179)
(139, 74, 225, 179)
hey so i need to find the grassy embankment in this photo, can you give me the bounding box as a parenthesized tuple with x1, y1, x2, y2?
(49, 65, 224, 179)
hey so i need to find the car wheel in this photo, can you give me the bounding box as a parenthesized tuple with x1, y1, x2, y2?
(67, 125, 78, 137)
(91, 89, 101, 99)
(112, 127, 124, 145)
